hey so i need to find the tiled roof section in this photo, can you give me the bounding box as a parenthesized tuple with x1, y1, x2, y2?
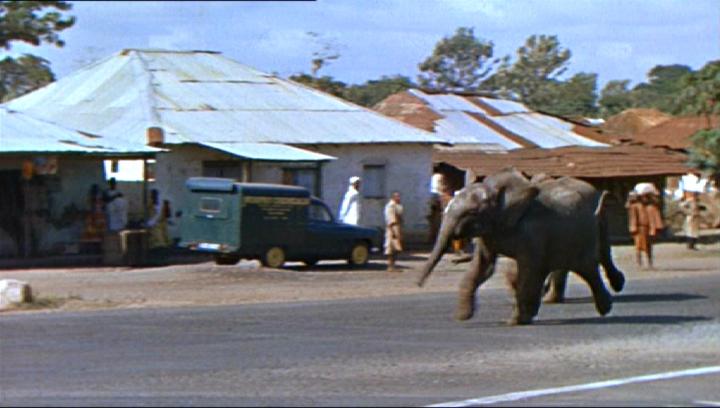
(603, 108, 672, 137)
(372, 91, 442, 132)
(434, 145, 691, 178)
(632, 116, 719, 150)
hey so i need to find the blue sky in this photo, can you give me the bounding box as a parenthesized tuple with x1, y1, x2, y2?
(7, 0, 719, 89)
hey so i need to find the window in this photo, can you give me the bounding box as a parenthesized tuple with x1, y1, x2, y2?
(200, 197, 222, 213)
(202, 161, 244, 180)
(309, 202, 333, 222)
(362, 165, 386, 198)
(283, 168, 320, 196)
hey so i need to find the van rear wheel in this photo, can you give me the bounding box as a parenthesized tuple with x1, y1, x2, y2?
(262, 246, 286, 269)
(214, 254, 240, 265)
(348, 242, 369, 266)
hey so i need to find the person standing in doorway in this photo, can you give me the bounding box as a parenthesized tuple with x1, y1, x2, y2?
(146, 189, 170, 249)
(338, 176, 361, 225)
(384, 191, 404, 272)
(105, 178, 128, 233)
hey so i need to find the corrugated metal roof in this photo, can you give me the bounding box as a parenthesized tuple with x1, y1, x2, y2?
(380, 90, 607, 149)
(433, 112, 522, 148)
(201, 142, 336, 162)
(0, 107, 159, 156)
(5, 49, 442, 146)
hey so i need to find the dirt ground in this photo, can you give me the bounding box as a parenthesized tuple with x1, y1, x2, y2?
(1, 240, 718, 314)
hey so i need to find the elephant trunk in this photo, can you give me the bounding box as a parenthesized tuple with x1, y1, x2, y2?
(417, 217, 454, 287)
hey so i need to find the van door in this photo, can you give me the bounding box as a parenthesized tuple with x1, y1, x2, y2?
(306, 200, 348, 258)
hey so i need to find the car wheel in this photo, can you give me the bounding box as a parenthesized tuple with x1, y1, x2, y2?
(303, 258, 319, 267)
(348, 242, 369, 266)
(214, 254, 240, 265)
(262, 246, 286, 269)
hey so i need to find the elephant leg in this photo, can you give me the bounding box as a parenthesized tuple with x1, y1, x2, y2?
(456, 239, 496, 321)
(601, 259, 625, 293)
(598, 210, 625, 293)
(576, 263, 613, 316)
(508, 262, 546, 326)
(543, 269, 568, 304)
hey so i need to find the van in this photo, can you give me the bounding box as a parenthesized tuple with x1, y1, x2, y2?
(179, 177, 381, 268)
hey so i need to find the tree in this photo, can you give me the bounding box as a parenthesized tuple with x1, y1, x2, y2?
(305, 31, 342, 78)
(417, 27, 496, 92)
(676, 61, 720, 178)
(0, 1, 74, 100)
(288, 73, 347, 98)
(0, 54, 54, 101)
(598, 79, 634, 117)
(632, 64, 693, 113)
(344, 75, 415, 107)
(487, 34, 571, 109)
(0, 1, 75, 49)
(539, 72, 598, 118)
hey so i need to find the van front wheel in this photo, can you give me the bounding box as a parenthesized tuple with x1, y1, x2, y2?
(348, 242, 369, 266)
(262, 246, 286, 269)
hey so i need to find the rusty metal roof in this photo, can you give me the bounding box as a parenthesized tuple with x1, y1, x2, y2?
(374, 90, 607, 150)
(631, 116, 719, 150)
(434, 144, 691, 178)
(4, 49, 442, 149)
(0, 107, 159, 157)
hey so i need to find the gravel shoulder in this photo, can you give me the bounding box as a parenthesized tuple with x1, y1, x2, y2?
(1, 241, 718, 314)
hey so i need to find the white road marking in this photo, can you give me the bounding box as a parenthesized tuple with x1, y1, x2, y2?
(428, 365, 720, 407)
(695, 401, 720, 407)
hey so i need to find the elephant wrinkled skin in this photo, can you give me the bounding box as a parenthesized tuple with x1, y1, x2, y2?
(417, 168, 625, 325)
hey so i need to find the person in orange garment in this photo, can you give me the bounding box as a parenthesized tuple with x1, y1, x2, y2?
(627, 191, 664, 268)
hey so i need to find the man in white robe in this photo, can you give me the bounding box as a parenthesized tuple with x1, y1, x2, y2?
(338, 176, 361, 225)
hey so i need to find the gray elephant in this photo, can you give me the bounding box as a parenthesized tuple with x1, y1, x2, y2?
(416, 168, 625, 325)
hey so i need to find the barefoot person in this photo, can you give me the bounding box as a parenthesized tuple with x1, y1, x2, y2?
(384, 191, 404, 272)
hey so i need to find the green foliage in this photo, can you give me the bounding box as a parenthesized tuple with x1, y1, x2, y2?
(344, 75, 415, 107)
(675, 60, 720, 117)
(539, 72, 599, 118)
(677, 61, 720, 176)
(0, 53, 54, 101)
(688, 128, 720, 175)
(288, 73, 347, 98)
(632, 64, 692, 113)
(0, 1, 75, 49)
(418, 27, 495, 92)
(488, 35, 571, 106)
(598, 79, 634, 117)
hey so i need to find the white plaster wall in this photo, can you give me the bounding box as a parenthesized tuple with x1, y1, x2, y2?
(154, 144, 434, 244)
(309, 143, 434, 244)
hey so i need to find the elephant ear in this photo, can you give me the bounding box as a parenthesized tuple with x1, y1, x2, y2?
(496, 184, 540, 228)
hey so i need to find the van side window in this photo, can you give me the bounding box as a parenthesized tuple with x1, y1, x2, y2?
(309, 203, 333, 222)
(200, 197, 222, 213)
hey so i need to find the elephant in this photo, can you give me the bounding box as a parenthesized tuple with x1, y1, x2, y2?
(416, 168, 625, 325)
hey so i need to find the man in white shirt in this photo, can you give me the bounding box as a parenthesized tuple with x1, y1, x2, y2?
(106, 191, 128, 232)
(338, 176, 361, 225)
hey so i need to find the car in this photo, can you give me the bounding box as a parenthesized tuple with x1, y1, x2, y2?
(179, 177, 381, 268)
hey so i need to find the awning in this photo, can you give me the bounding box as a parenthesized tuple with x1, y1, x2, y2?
(200, 142, 336, 162)
(0, 107, 161, 157)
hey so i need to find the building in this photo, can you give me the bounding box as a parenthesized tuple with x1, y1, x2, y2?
(0, 107, 159, 257)
(4, 49, 444, 244)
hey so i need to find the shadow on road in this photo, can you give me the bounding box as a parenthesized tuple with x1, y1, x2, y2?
(536, 314, 712, 326)
(561, 292, 707, 304)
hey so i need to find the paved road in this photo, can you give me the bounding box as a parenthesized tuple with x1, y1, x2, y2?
(1, 271, 719, 406)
